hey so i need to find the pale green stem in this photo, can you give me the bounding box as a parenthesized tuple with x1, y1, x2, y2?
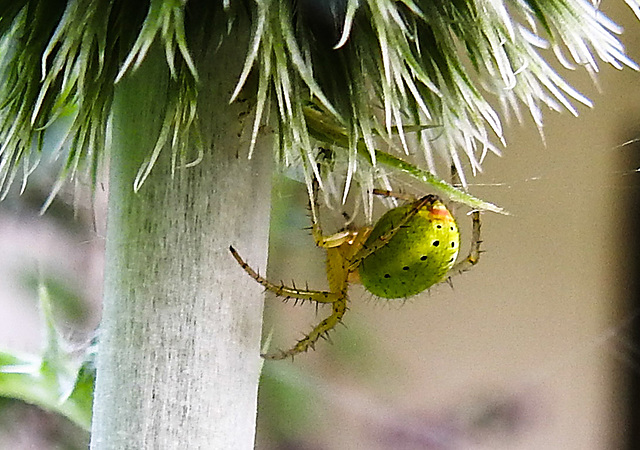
(90, 37, 271, 449)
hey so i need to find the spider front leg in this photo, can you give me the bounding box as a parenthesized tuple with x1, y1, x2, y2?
(449, 210, 481, 276)
(447, 164, 482, 280)
(308, 179, 359, 249)
(446, 163, 482, 278)
(230, 246, 342, 304)
(229, 245, 348, 360)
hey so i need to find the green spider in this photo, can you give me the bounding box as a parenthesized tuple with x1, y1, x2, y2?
(230, 187, 481, 360)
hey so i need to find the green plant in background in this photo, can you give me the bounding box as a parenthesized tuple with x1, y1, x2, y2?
(0, 281, 95, 431)
(0, 0, 637, 448)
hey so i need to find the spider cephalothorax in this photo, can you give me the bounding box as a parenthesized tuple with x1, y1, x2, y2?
(230, 190, 481, 360)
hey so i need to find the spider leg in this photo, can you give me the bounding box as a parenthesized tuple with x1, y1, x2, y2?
(451, 162, 463, 189)
(449, 210, 482, 276)
(262, 294, 348, 360)
(308, 178, 360, 249)
(229, 246, 341, 303)
(447, 163, 482, 276)
(230, 245, 350, 360)
(371, 188, 416, 202)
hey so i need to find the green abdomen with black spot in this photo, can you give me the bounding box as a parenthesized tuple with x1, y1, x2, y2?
(358, 200, 460, 299)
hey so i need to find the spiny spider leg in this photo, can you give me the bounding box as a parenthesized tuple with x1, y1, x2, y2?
(451, 163, 463, 189)
(447, 163, 482, 277)
(229, 246, 340, 304)
(309, 179, 358, 249)
(230, 245, 349, 360)
(449, 210, 481, 275)
(264, 296, 347, 360)
(371, 188, 416, 202)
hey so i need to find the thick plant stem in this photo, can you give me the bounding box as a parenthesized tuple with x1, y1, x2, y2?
(90, 43, 271, 448)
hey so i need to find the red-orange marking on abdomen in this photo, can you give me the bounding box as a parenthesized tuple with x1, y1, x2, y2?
(429, 203, 452, 219)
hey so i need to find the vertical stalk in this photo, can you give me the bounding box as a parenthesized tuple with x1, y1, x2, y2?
(91, 37, 271, 448)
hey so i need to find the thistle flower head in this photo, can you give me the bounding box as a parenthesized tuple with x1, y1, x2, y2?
(0, 0, 637, 213)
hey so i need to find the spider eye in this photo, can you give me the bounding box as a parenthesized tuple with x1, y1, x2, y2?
(432, 240, 440, 247)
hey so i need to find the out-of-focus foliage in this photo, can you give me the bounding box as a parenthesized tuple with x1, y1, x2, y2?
(0, 282, 95, 431)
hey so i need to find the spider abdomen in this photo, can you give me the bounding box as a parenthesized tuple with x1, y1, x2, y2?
(358, 196, 460, 299)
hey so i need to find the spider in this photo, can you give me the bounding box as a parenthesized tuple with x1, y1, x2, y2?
(229, 186, 481, 360)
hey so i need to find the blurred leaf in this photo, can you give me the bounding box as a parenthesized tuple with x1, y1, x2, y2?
(0, 282, 94, 431)
(0, 350, 92, 431)
(21, 272, 89, 325)
(259, 364, 318, 442)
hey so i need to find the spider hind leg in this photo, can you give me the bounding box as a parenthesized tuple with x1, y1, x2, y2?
(262, 295, 348, 360)
(229, 245, 349, 360)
